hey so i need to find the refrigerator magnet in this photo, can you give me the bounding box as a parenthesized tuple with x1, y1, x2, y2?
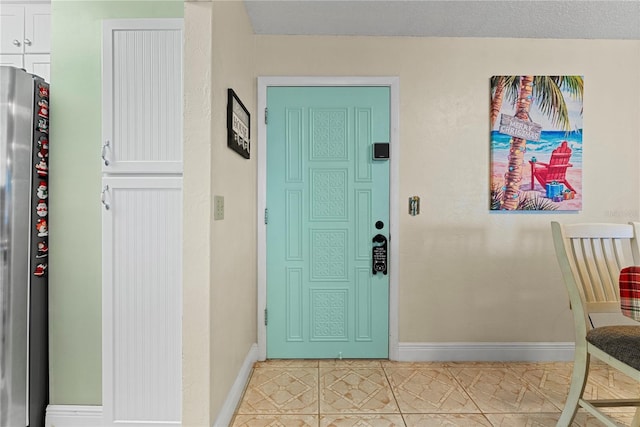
(35, 159, 48, 177)
(36, 218, 48, 237)
(37, 137, 48, 159)
(33, 263, 47, 277)
(36, 241, 48, 258)
(37, 118, 48, 134)
(36, 181, 47, 199)
(38, 84, 49, 98)
(36, 201, 47, 217)
(37, 99, 48, 118)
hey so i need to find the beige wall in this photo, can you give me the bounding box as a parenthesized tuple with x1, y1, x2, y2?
(182, 27, 640, 421)
(209, 0, 257, 414)
(183, 1, 257, 424)
(183, 2, 213, 425)
(254, 36, 640, 343)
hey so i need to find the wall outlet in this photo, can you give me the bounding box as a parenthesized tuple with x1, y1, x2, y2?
(214, 195, 224, 220)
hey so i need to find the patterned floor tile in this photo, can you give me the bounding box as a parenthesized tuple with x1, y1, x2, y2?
(320, 368, 399, 413)
(385, 368, 480, 413)
(320, 360, 383, 368)
(255, 360, 320, 368)
(584, 366, 640, 401)
(381, 361, 449, 370)
(232, 361, 640, 426)
(445, 362, 509, 369)
(237, 368, 318, 414)
(402, 414, 492, 426)
(573, 411, 636, 426)
(320, 414, 405, 426)
(510, 362, 640, 415)
(450, 367, 560, 413)
(507, 362, 575, 408)
(231, 414, 319, 427)
(484, 413, 564, 426)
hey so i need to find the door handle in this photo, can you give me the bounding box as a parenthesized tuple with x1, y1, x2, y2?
(101, 185, 110, 210)
(12, 39, 21, 47)
(23, 39, 32, 46)
(102, 140, 111, 166)
(372, 234, 388, 275)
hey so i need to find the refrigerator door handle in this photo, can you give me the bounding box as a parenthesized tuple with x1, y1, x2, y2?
(101, 185, 110, 210)
(102, 140, 111, 166)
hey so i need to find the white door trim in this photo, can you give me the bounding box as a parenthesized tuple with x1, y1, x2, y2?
(257, 76, 400, 361)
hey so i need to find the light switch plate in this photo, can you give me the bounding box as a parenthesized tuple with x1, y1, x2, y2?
(214, 195, 224, 220)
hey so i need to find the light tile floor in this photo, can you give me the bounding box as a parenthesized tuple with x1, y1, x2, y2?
(231, 360, 640, 427)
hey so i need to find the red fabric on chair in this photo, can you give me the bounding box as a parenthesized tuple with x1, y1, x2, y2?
(620, 266, 640, 321)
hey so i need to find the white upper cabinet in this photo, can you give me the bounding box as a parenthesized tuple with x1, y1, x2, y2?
(102, 20, 184, 174)
(23, 4, 50, 53)
(0, 4, 50, 54)
(0, 6, 24, 53)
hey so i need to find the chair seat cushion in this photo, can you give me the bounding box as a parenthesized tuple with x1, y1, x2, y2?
(587, 325, 640, 370)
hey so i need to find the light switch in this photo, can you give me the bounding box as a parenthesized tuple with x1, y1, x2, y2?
(214, 195, 224, 220)
(409, 196, 420, 216)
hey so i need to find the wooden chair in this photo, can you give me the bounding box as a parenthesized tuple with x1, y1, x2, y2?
(551, 221, 640, 427)
(530, 141, 575, 193)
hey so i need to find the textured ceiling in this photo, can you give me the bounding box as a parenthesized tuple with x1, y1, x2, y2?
(244, 0, 640, 39)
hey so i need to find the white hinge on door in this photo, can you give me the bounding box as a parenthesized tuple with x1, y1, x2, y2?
(264, 308, 268, 326)
(264, 108, 268, 125)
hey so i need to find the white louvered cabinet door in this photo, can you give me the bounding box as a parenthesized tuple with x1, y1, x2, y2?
(102, 19, 183, 174)
(102, 176, 182, 426)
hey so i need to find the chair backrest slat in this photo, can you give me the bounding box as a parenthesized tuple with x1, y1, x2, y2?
(553, 222, 640, 326)
(550, 153, 570, 166)
(571, 237, 618, 303)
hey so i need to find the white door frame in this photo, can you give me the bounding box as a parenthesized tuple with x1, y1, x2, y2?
(257, 76, 400, 361)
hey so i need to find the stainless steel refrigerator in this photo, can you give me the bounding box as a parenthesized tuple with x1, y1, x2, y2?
(0, 66, 49, 427)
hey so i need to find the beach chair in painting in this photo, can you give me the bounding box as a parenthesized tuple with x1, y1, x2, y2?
(529, 140, 576, 194)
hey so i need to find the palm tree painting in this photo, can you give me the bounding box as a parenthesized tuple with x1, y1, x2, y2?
(490, 76, 584, 211)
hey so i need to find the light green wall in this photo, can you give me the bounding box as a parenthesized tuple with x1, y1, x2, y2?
(49, 0, 183, 405)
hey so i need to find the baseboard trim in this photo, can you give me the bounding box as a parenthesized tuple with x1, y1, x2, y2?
(397, 342, 575, 362)
(213, 343, 259, 427)
(45, 405, 103, 427)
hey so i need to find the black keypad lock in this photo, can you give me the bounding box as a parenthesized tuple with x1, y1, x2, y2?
(372, 234, 388, 275)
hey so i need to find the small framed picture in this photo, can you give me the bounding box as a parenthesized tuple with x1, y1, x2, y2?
(227, 88, 250, 159)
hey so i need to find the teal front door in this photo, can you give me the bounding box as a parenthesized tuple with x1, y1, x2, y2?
(266, 86, 390, 359)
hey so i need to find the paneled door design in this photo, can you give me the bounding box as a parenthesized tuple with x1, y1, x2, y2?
(266, 86, 390, 358)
